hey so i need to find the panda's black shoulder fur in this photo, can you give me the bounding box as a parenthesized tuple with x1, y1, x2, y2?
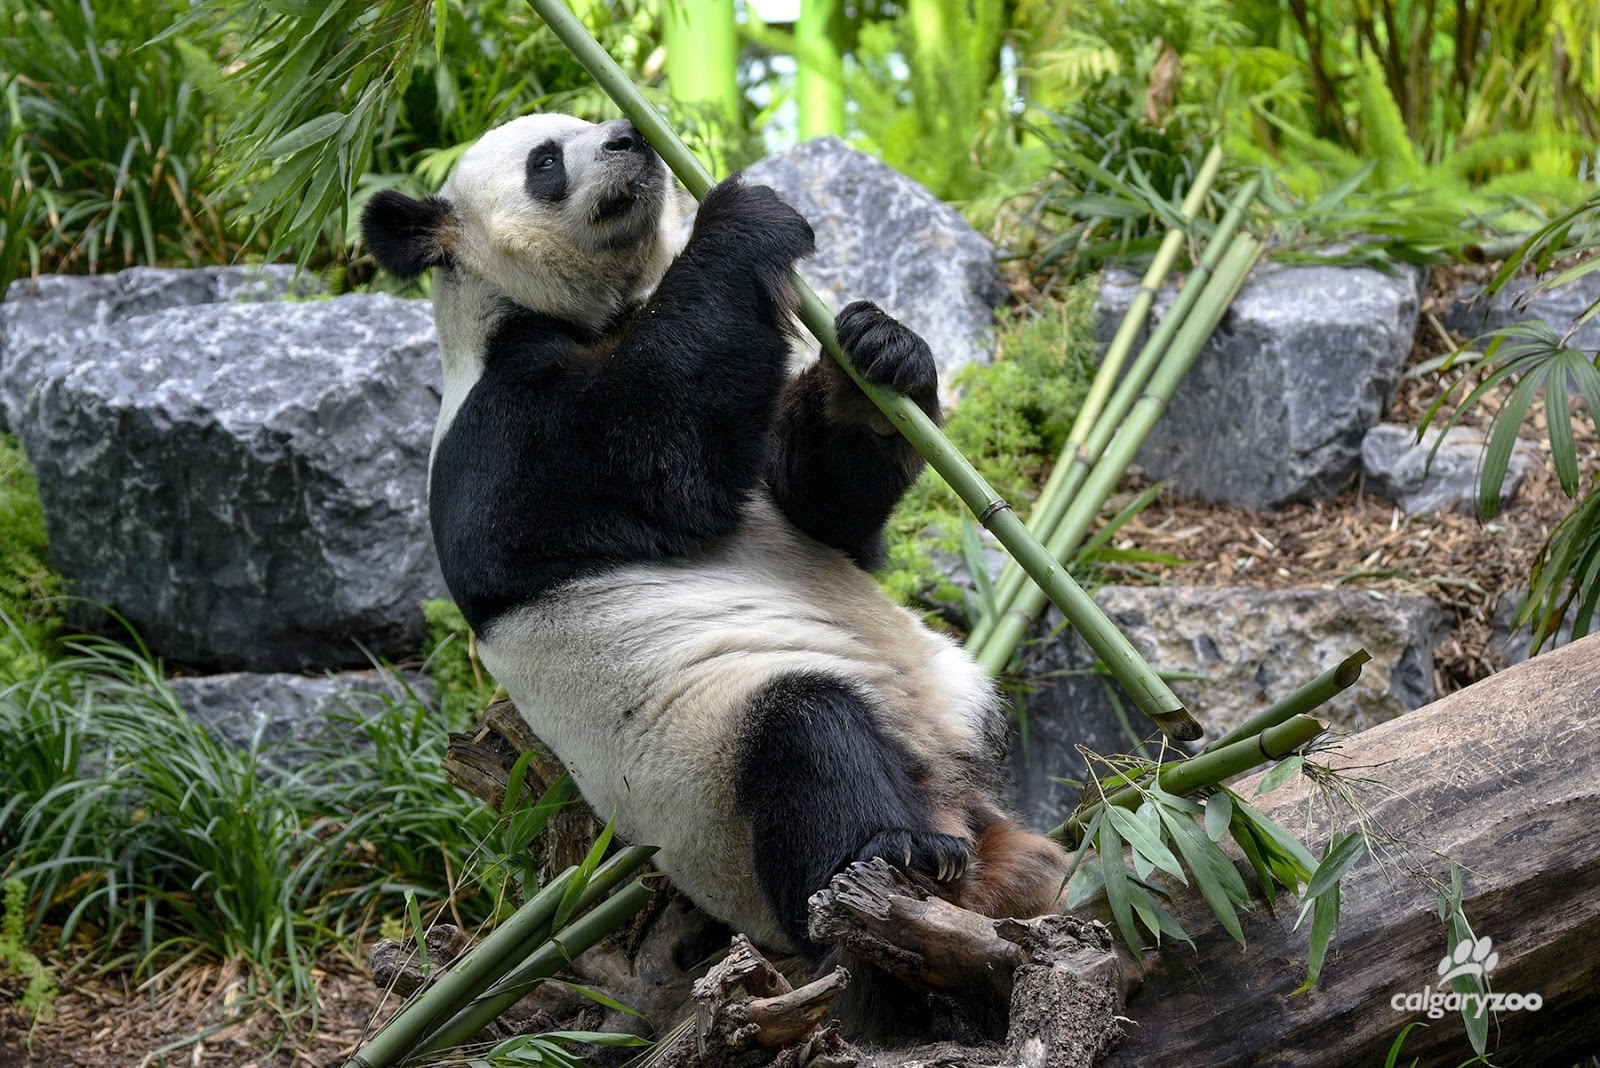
(428, 178, 941, 636)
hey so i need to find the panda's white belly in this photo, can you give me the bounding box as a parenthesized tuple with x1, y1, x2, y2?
(476, 493, 1000, 948)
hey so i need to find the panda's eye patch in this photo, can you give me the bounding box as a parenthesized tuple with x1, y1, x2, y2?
(524, 140, 568, 202)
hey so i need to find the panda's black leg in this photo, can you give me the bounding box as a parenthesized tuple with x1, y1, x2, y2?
(767, 302, 942, 569)
(735, 672, 969, 952)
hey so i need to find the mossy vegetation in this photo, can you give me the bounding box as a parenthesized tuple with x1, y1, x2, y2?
(420, 597, 500, 728)
(0, 436, 64, 680)
(878, 288, 1100, 609)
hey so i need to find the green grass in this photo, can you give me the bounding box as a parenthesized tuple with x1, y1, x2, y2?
(879, 288, 1100, 608)
(0, 620, 500, 1012)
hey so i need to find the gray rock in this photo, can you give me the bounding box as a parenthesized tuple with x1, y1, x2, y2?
(166, 668, 433, 757)
(1361, 422, 1538, 515)
(0, 265, 318, 434)
(743, 137, 1006, 380)
(1098, 263, 1422, 509)
(23, 293, 445, 672)
(1445, 272, 1600, 352)
(1006, 585, 1442, 831)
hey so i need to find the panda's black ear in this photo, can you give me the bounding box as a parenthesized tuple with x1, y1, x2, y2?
(361, 190, 456, 280)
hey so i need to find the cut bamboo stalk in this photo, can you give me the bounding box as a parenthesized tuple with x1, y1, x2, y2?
(1203, 650, 1369, 753)
(525, 0, 1200, 740)
(1061, 714, 1327, 847)
(348, 868, 579, 1068)
(975, 234, 1263, 675)
(348, 846, 658, 1067)
(967, 177, 1262, 654)
(414, 879, 656, 1057)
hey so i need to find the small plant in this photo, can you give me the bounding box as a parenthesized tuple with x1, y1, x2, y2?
(0, 878, 57, 1023)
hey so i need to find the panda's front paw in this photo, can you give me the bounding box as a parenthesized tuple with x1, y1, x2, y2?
(835, 301, 939, 411)
(856, 829, 970, 885)
(695, 176, 816, 265)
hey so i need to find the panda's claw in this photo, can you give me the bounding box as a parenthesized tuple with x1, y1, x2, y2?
(856, 829, 971, 887)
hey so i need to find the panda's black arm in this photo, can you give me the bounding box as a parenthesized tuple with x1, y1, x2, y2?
(766, 302, 942, 569)
(566, 178, 820, 542)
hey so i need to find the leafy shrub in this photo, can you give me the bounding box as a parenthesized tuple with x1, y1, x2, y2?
(0, 0, 246, 287)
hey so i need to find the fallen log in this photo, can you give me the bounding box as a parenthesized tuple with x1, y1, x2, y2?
(1102, 632, 1600, 1067)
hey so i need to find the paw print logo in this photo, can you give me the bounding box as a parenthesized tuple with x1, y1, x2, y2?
(1438, 936, 1499, 982)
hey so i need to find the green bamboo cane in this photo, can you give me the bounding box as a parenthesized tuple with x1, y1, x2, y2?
(349, 846, 658, 1067)
(1203, 650, 1369, 753)
(1025, 146, 1223, 544)
(967, 176, 1262, 653)
(974, 233, 1263, 675)
(1060, 714, 1327, 847)
(526, 0, 1200, 741)
(348, 867, 580, 1068)
(414, 879, 656, 1058)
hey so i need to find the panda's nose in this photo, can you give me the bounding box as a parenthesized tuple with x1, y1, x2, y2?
(602, 122, 647, 154)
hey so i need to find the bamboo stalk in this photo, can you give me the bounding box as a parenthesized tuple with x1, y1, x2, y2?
(966, 176, 1261, 654)
(974, 233, 1263, 675)
(525, 0, 1200, 740)
(1203, 650, 1369, 753)
(414, 879, 656, 1058)
(349, 846, 659, 1067)
(1060, 714, 1327, 847)
(348, 868, 579, 1068)
(1032, 146, 1224, 535)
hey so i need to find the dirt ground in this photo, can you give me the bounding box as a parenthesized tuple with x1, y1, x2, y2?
(0, 953, 399, 1068)
(3, 266, 1594, 1067)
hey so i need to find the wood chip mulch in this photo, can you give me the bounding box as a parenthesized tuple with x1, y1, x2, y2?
(0, 952, 401, 1068)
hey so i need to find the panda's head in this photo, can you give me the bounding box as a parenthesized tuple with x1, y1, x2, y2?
(361, 114, 687, 331)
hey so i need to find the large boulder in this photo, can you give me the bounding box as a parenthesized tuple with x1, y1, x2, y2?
(1445, 271, 1600, 352)
(1099, 263, 1422, 509)
(0, 266, 317, 435)
(1006, 585, 1442, 830)
(1361, 422, 1538, 515)
(743, 137, 1007, 380)
(22, 292, 445, 672)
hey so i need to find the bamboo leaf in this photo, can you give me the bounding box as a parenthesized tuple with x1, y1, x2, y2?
(1299, 832, 1367, 917)
(1107, 804, 1185, 883)
(1098, 817, 1140, 960)
(1204, 791, 1232, 843)
(1291, 882, 1339, 994)
(1158, 806, 1246, 945)
(263, 112, 346, 158)
(1128, 884, 1194, 949)
(1253, 755, 1304, 796)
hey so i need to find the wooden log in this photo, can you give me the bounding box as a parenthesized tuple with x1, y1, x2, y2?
(1102, 632, 1600, 1068)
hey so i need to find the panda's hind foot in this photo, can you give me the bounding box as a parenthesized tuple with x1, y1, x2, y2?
(856, 829, 970, 885)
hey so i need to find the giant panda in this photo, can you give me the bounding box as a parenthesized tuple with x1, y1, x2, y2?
(360, 113, 1069, 961)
